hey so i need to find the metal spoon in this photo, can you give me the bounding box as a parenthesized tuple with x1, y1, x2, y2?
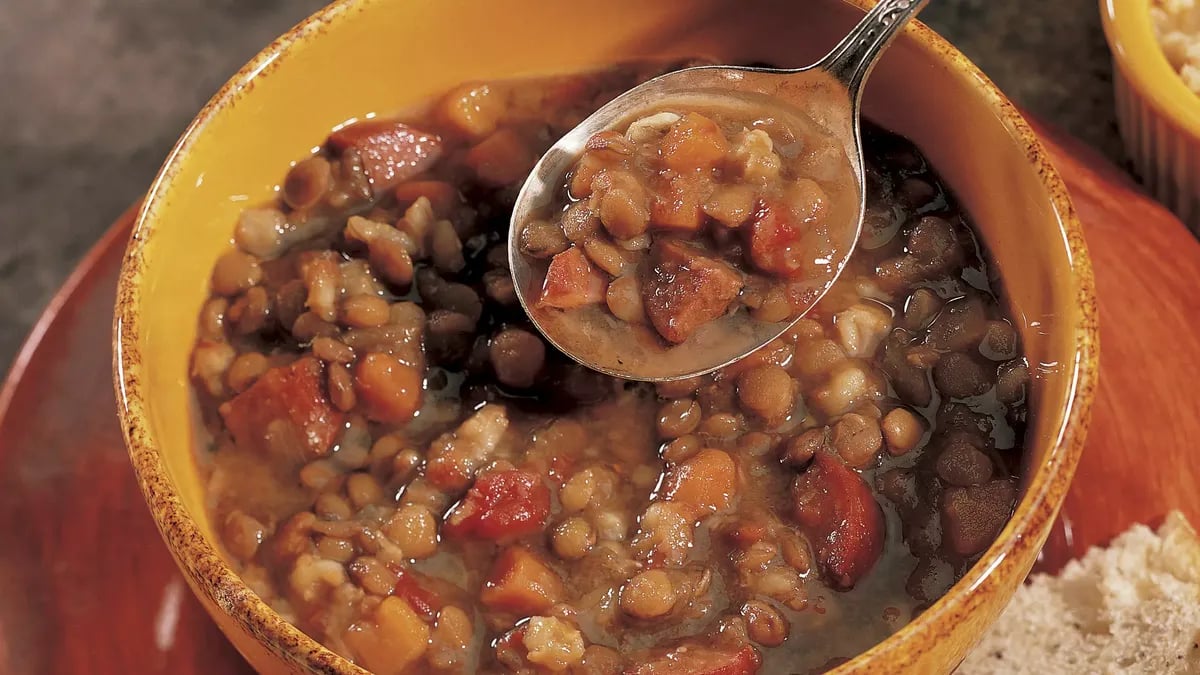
(509, 0, 929, 381)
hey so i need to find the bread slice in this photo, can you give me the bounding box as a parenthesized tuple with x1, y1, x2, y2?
(959, 511, 1200, 674)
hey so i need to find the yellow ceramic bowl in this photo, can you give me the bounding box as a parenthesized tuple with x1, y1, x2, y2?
(114, 0, 1097, 673)
(1102, 0, 1200, 233)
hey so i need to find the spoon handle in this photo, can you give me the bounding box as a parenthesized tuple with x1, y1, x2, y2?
(819, 0, 930, 95)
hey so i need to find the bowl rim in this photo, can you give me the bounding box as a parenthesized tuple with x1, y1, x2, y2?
(113, 0, 1098, 672)
(1101, 0, 1200, 138)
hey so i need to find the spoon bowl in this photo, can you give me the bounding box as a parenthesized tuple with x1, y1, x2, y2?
(509, 0, 928, 381)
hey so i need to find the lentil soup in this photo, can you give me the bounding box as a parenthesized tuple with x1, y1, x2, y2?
(191, 60, 1029, 675)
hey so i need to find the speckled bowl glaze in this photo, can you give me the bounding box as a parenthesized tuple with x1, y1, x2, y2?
(1102, 0, 1200, 234)
(113, 0, 1097, 672)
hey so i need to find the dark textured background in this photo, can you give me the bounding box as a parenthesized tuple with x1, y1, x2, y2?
(0, 0, 1117, 373)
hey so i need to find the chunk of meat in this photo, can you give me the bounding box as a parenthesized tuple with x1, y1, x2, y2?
(745, 200, 817, 279)
(443, 470, 551, 540)
(426, 404, 510, 492)
(480, 546, 565, 615)
(643, 239, 743, 343)
(627, 644, 761, 675)
(218, 357, 343, 463)
(538, 247, 608, 310)
(662, 449, 737, 519)
(790, 452, 884, 589)
(342, 596, 430, 675)
(328, 120, 443, 194)
(659, 112, 731, 173)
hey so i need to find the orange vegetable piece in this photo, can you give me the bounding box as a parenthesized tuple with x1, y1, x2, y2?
(538, 247, 608, 310)
(354, 352, 423, 424)
(662, 449, 738, 519)
(464, 128, 537, 187)
(659, 112, 730, 173)
(342, 596, 430, 675)
(480, 546, 565, 616)
(642, 240, 743, 344)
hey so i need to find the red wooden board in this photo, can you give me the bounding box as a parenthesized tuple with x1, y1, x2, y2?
(1, 121, 1198, 672)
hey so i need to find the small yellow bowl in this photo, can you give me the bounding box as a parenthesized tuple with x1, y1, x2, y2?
(1102, 0, 1200, 233)
(114, 0, 1098, 673)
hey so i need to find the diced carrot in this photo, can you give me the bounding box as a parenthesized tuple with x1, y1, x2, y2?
(662, 449, 737, 519)
(480, 546, 565, 615)
(538, 247, 608, 310)
(444, 470, 551, 540)
(791, 452, 885, 589)
(219, 357, 343, 463)
(328, 120, 443, 194)
(659, 113, 730, 173)
(746, 199, 814, 280)
(626, 644, 762, 675)
(394, 180, 460, 217)
(342, 596, 430, 675)
(651, 173, 712, 231)
(642, 239, 743, 344)
(464, 128, 537, 187)
(354, 352, 423, 424)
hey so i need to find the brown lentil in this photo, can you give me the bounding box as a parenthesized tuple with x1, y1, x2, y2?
(742, 600, 790, 647)
(384, 504, 439, 559)
(830, 413, 883, 468)
(881, 408, 925, 456)
(226, 352, 270, 393)
(552, 517, 597, 560)
(328, 362, 357, 412)
(656, 398, 701, 439)
(211, 250, 263, 297)
(340, 294, 390, 328)
(736, 365, 795, 423)
(620, 569, 677, 619)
